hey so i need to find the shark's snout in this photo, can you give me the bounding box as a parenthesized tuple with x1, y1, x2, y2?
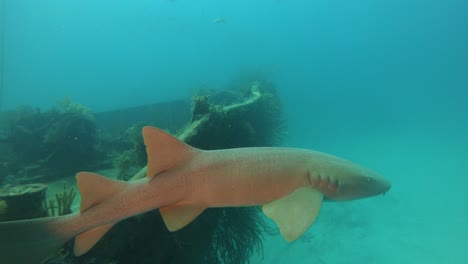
(365, 175, 391, 196)
(382, 178, 392, 194)
(330, 169, 391, 200)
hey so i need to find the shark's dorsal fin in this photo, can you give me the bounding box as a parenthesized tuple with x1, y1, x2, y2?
(74, 172, 126, 256)
(160, 204, 206, 231)
(142, 126, 199, 178)
(262, 187, 323, 242)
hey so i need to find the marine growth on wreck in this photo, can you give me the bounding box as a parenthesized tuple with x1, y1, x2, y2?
(0, 79, 285, 264)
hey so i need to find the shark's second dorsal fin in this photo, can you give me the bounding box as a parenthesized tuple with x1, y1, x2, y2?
(74, 172, 127, 256)
(76, 172, 127, 213)
(142, 126, 199, 178)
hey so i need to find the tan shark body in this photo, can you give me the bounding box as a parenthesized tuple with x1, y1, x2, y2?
(0, 126, 391, 263)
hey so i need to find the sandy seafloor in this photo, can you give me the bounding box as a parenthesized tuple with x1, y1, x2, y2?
(251, 125, 468, 263)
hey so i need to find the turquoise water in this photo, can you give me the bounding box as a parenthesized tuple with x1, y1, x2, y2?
(2, 0, 467, 263)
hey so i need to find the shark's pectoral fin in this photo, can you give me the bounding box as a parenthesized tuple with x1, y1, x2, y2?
(160, 204, 206, 231)
(262, 187, 323, 242)
(74, 223, 115, 256)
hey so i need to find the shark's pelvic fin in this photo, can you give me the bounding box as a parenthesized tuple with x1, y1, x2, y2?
(74, 223, 114, 256)
(262, 187, 323, 242)
(74, 172, 127, 256)
(159, 204, 206, 231)
(142, 126, 200, 178)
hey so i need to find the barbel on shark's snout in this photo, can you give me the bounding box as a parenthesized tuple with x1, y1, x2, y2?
(0, 126, 391, 264)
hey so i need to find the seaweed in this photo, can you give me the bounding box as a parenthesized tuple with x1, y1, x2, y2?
(45, 183, 77, 216)
(108, 123, 147, 180)
(1, 98, 105, 181)
(205, 207, 266, 264)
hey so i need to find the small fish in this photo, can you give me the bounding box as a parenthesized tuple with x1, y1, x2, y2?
(0, 126, 390, 263)
(212, 17, 226, 24)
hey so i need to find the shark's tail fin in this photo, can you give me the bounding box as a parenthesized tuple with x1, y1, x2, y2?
(0, 214, 78, 264)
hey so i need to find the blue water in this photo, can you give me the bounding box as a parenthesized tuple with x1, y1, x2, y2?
(2, 0, 468, 263)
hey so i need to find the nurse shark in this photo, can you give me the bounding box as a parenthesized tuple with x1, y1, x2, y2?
(0, 126, 391, 263)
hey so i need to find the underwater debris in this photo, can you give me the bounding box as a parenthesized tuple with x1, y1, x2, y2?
(180, 80, 282, 149)
(112, 149, 142, 181)
(191, 95, 211, 121)
(108, 123, 147, 180)
(0, 199, 7, 215)
(0, 183, 48, 221)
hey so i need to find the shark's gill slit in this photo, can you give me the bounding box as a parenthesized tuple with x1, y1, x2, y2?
(328, 178, 338, 193)
(306, 171, 312, 185)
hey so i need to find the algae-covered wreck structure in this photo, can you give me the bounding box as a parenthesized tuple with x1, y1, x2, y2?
(0, 79, 285, 264)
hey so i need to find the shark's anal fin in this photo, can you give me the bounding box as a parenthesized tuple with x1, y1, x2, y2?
(74, 172, 127, 256)
(142, 126, 200, 178)
(262, 187, 323, 242)
(160, 204, 206, 231)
